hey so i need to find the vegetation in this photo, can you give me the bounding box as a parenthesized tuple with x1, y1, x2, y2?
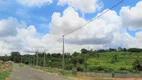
(0, 47, 142, 74)
(76, 78, 112, 80)
(0, 62, 12, 80)
(0, 70, 10, 80)
(18, 63, 25, 68)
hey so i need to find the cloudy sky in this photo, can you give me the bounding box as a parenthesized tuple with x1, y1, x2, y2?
(0, 0, 142, 55)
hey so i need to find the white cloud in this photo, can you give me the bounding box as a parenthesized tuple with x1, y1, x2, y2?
(120, 1, 142, 30)
(0, 17, 24, 37)
(1, 1, 142, 55)
(0, 18, 47, 55)
(17, 25, 47, 51)
(57, 0, 103, 13)
(50, 7, 121, 45)
(18, 0, 53, 7)
(48, 5, 142, 53)
(50, 7, 86, 35)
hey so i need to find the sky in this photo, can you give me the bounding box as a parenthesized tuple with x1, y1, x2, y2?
(0, 0, 142, 55)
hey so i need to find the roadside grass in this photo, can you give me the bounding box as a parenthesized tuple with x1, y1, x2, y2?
(30, 65, 111, 80)
(30, 65, 77, 79)
(0, 70, 10, 80)
(74, 76, 112, 80)
(45, 69, 60, 73)
(78, 78, 112, 80)
(30, 65, 114, 80)
(0, 62, 3, 66)
(82, 79, 112, 80)
(18, 63, 25, 68)
(94, 79, 112, 80)
(0, 62, 13, 80)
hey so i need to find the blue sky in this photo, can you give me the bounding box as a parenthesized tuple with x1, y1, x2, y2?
(0, 0, 140, 35)
(0, 0, 142, 55)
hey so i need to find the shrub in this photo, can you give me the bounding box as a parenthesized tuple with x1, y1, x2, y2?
(87, 65, 113, 73)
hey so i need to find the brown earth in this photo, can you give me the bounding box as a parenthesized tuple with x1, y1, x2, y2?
(0, 61, 12, 72)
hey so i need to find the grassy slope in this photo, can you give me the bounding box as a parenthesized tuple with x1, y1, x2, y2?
(87, 52, 142, 70)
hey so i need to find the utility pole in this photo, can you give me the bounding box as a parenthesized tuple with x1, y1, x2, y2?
(21, 56, 22, 63)
(32, 56, 34, 65)
(36, 50, 38, 66)
(43, 50, 46, 68)
(62, 35, 65, 73)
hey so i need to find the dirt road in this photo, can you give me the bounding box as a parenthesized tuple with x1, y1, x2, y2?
(9, 63, 70, 80)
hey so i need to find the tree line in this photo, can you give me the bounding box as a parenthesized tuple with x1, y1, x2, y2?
(0, 47, 142, 73)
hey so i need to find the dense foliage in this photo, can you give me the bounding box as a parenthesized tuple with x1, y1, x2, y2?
(0, 47, 142, 73)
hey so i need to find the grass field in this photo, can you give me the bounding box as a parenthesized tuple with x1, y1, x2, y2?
(86, 51, 142, 72)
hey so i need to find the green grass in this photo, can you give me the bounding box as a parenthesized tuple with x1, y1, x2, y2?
(30, 65, 77, 79)
(0, 71, 10, 80)
(87, 79, 111, 80)
(86, 52, 142, 72)
(75, 78, 112, 80)
(89, 79, 112, 80)
(0, 63, 2, 66)
(19, 63, 25, 68)
(0, 62, 12, 80)
(45, 69, 60, 73)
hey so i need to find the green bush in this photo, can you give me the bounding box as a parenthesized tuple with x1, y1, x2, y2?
(65, 64, 74, 70)
(87, 65, 113, 73)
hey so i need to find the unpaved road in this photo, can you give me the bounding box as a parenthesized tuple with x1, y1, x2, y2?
(9, 63, 70, 80)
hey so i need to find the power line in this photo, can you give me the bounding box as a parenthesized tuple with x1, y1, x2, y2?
(47, 36, 62, 52)
(64, 0, 124, 36)
(61, 0, 124, 73)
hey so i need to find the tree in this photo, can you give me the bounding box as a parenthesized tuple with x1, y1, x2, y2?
(109, 48, 117, 52)
(122, 48, 127, 52)
(132, 58, 142, 71)
(11, 52, 20, 56)
(81, 48, 88, 54)
(10, 51, 21, 63)
(97, 49, 106, 52)
(128, 48, 142, 52)
(118, 47, 122, 51)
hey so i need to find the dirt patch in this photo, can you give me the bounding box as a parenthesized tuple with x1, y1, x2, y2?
(0, 62, 12, 72)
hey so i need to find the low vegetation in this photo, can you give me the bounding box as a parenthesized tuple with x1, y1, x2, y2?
(74, 78, 112, 80)
(0, 70, 11, 80)
(18, 63, 25, 68)
(30, 65, 76, 78)
(0, 61, 12, 80)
